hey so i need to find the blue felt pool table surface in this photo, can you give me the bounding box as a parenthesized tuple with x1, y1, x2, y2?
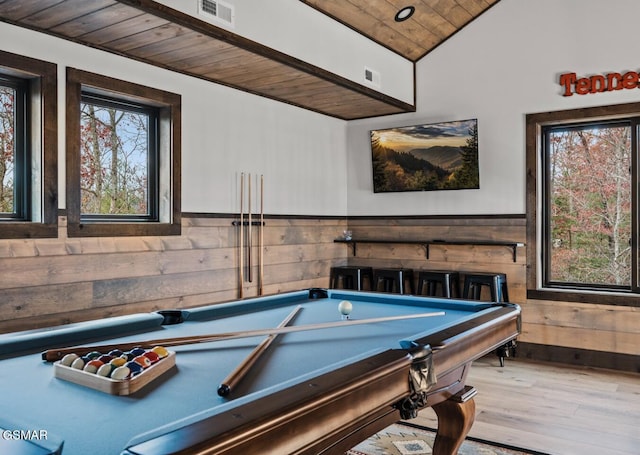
(0, 289, 513, 455)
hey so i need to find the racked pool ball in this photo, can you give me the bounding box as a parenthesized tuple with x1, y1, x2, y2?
(143, 351, 160, 364)
(96, 363, 114, 377)
(110, 366, 130, 380)
(109, 356, 127, 368)
(151, 346, 169, 358)
(83, 359, 104, 374)
(125, 361, 144, 377)
(108, 349, 123, 357)
(71, 357, 86, 370)
(60, 353, 78, 367)
(129, 347, 146, 357)
(133, 355, 152, 369)
(85, 351, 102, 360)
(98, 354, 114, 364)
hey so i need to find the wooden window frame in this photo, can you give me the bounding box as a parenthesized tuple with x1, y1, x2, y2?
(0, 50, 57, 239)
(65, 68, 181, 237)
(526, 102, 640, 307)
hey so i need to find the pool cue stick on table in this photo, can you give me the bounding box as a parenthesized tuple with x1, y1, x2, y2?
(239, 173, 245, 298)
(248, 173, 252, 283)
(217, 305, 301, 396)
(42, 311, 445, 362)
(259, 174, 264, 296)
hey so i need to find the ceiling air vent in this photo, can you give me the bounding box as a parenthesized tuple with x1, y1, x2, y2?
(199, 0, 235, 27)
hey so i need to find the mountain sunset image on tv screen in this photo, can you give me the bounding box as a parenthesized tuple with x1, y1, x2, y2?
(370, 119, 479, 193)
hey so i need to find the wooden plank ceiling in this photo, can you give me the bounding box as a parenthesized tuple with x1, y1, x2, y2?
(0, 0, 416, 120)
(301, 0, 500, 62)
(0, 1, 497, 118)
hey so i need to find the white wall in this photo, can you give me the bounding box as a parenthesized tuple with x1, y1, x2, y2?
(154, 0, 415, 104)
(346, 0, 640, 216)
(0, 21, 348, 216)
(7, 0, 637, 218)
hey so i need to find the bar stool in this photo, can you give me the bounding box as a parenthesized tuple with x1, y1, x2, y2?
(462, 272, 509, 302)
(416, 271, 460, 298)
(329, 266, 373, 291)
(462, 272, 514, 366)
(373, 268, 414, 294)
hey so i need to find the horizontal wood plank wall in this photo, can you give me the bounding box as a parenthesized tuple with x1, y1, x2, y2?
(1, 214, 636, 368)
(342, 216, 638, 366)
(0, 215, 346, 334)
(343, 216, 527, 302)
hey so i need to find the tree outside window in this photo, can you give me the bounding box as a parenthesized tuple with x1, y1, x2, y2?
(79, 95, 156, 220)
(527, 103, 640, 305)
(0, 84, 16, 215)
(545, 123, 631, 288)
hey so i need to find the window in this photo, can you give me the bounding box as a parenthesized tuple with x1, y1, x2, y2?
(527, 102, 640, 306)
(79, 93, 158, 221)
(0, 75, 28, 218)
(66, 68, 181, 237)
(0, 51, 57, 238)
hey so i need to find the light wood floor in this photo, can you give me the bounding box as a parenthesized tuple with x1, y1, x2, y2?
(410, 356, 640, 455)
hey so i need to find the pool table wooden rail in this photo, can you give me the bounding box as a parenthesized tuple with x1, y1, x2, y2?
(123, 303, 521, 455)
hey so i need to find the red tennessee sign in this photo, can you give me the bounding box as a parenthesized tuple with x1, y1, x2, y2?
(559, 70, 640, 96)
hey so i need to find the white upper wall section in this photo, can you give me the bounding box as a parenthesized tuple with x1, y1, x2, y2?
(7, 0, 639, 218)
(345, 0, 640, 216)
(0, 21, 348, 216)
(154, 0, 414, 105)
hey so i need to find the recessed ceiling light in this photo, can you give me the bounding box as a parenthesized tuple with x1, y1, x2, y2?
(395, 6, 415, 22)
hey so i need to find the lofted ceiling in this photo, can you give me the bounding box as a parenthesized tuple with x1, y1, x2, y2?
(0, 0, 496, 119)
(301, 0, 500, 62)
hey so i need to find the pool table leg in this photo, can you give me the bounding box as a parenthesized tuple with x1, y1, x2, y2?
(431, 388, 476, 455)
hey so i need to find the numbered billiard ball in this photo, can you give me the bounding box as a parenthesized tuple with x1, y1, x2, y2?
(98, 354, 114, 364)
(151, 346, 169, 358)
(85, 351, 102, 360)
(110, 356, 127, 368)
(83, 359, 104, 374)
(129, 347, 146, 357)
(133, 355, 152, 369)
(60, 353, 78, 367)
(143, 351, 160, 364)
(110, 366, 130, 380)
(125, 361, 144, 377)
(96, 363, 114, 377)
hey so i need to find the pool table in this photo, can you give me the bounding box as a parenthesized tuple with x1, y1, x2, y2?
(0, 288, 520, 455)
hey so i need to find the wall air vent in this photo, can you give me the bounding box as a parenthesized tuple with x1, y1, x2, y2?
(199, 0, 235, 27)
(364, 66, 381, 88)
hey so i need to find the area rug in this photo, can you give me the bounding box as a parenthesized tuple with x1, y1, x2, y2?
(346, 423, 548, 455)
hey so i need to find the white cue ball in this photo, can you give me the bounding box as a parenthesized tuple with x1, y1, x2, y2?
(338, 300, 353, 316)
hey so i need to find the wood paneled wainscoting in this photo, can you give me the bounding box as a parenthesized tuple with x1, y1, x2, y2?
(1, 213, 637, 372)
(0, 214, 346, 334)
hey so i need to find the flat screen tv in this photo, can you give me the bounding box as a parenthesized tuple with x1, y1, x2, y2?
(370, 119, 479, 193)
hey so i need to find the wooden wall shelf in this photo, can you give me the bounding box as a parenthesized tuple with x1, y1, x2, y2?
(334, 238, 525, 262)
